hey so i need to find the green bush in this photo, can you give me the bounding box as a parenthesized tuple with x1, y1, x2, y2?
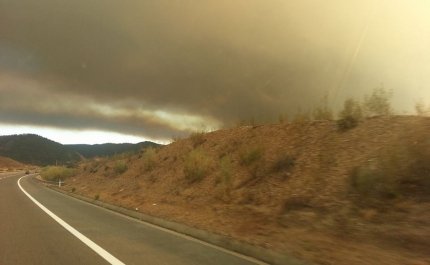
(114, 161, 128, 174)
(40, 166, 77, 181)
(184, 149, 210, 182)
(94, 194, 100, 200)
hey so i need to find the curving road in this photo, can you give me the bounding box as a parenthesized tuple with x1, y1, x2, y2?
(0, 172, 266, 265)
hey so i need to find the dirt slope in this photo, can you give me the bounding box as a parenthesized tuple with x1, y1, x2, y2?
(0, 156, 27, 170)
(61, 116, 430, 265)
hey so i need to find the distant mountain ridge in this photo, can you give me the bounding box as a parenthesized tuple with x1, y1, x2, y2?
(0, 134, 80, 166)
(67, 142, 161, 159)
(0, 134, 161, 166)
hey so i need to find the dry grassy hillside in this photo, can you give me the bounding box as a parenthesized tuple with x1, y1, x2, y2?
(0, 156, 27, 170)
(60, 116, 430, 265)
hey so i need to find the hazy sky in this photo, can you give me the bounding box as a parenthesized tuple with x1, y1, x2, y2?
(1, 0, 430, 144)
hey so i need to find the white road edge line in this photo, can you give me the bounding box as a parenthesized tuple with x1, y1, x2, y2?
(18, 176, 125, 265)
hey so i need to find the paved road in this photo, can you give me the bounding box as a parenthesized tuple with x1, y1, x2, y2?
(0, 172, 265, 265)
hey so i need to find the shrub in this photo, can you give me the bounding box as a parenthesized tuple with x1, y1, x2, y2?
(219, 155, 232, 183)
(40, 166, 77, 181)
(214, 156, 234, 200)
(143, 146, 156, 170)
(338, 115, 359, 131)
(71, 187, 76, 193)
(351, 160, 399, 199)
(241, 147, 264, 166)
(312, 94, 334, 120)
(184, 149, 210, 182)
(415, 100, 430, 116)
(89, 158, 106, 173)
(351, 128, 430, 200)
(189, 131, 206, 147)
(339, 98, 363, 120)
(94, 194, 100, 200)
(273, 155, 295, 172)
(337, 98, 363, 131)
(351, 163, 380, 196)
(241, 146, 265, 178)
(114, 161, 128, 174)
(363, 86, 393, 116)
(402, 130, 430, 194)
(313, 107, 334, 120)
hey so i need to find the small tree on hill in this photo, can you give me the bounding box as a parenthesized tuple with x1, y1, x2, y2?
(415, 100, 430, 116)
(337, 98, 363, 131)
(363, 86, 393, 117)
(339, 98, 363, 120)
(313, 94, 334, 120)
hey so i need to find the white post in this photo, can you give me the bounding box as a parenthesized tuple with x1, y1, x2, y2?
(59, 179, 61, 187)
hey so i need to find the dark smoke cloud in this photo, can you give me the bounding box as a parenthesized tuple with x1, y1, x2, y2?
(1, 0, 430, 140)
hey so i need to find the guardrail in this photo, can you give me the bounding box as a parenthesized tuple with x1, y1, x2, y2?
(32, 177, 68, 187)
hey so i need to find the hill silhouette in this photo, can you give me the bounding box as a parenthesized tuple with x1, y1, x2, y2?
(67, 142, 161, 159)
(0, 134, 81, 166)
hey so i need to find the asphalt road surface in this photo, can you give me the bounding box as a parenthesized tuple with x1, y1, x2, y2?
(0, 172, 266, 265)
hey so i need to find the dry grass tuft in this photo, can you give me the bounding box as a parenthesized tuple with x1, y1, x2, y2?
(184, 149, 210, 183)
(143, 146, 156, 170)
(114, 161, 128, 174)
(189, 131, 206, 147)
